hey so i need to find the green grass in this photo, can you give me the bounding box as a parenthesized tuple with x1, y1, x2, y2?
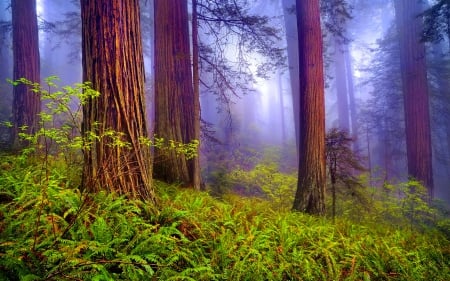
(0, 156, 449, 280)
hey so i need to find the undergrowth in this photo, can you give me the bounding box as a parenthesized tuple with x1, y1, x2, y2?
(0, 156, 449, 280)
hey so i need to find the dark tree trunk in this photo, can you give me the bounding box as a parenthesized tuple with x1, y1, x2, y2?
(11, 0, 40, 150)
(394, 0, 434, 198)
(192, 0, 202, 190)
(153, 0, 199, 188)
(81, 0, 155, 202)
(292, 0, 327, 215)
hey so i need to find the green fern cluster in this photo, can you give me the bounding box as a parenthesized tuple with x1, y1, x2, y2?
(164, 189, 450, 280)
(1, 156, 449, 280)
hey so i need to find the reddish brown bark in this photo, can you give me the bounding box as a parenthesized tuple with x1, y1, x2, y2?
(81, 0, 155, 202)
(154, 0, 200, 188)
(11, 0, 40, 149)
(192, 0, 202, 190)
(394, 0, 434, 198)
(292, 0, 327, 214)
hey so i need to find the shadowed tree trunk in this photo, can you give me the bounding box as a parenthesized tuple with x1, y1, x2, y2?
(154, 0, 200, 189)
(292, 0, 326, 215)
(192, 0, 202, 190)
(11, 0, 40, 150)
(394, 0, 434, 198)
(81, 0, 155, 202)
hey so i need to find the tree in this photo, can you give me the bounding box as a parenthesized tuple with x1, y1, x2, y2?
(359, 24, 407, 184)
(153, 0, 200, 188)
(192, 0, 202, 190)
(10, 0, 40, 149)
(281, 0, 300, 148)
(394, 0, 434, 198)
(421, 0, 450, 51)
(326, 128, 365, 220)
(81, 0, 155, 202)
(292, 0, 327, 214)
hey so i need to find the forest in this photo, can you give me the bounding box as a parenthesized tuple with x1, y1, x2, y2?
(0, 0, 449, 280)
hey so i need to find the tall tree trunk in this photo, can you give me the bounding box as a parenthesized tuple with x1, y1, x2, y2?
(292, 0, 326, 215)
(81, 0, 155, 202)
(334, 39, 350, 132)
(394, 0, 434, 198)
(192, 0, 202, 190)
(282, 0, 300, 150)
(154, 0, 199, 188)
(277, 70, 287, 144)
(344, 43, 358, 140)
(11, 0, 40, 150)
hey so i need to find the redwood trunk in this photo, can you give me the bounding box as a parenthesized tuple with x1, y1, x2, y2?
(11, 0, 40, 149)
(394, 0, 434, 198)
(81, 0, 155, 202)
(192, 0, 202, 190)
(154, 0, 198, 188)
(292, 0, 327, 214)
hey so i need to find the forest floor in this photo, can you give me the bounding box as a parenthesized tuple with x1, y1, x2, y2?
(0, 154, 449, 280)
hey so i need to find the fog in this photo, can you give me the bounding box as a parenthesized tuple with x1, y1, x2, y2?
(0, 0, 449, 204)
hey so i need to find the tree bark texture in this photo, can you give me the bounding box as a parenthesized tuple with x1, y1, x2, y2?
(292, 0, 327, 215)
(11, 0, 40, 149)
(394, 0, 434, 198)
(191, 0, 202, 190)
(81, 0, 155, 202)
(154, 0, 199, 188)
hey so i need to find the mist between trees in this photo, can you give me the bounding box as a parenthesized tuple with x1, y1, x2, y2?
(0, 0, 449, 279)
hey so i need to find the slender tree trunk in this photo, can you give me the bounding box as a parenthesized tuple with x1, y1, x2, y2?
(394, 0, 434, 198)
(11, 0, 40, 150)
(81, 0, 155, 202)
(334, 39, 350, 132)
(292, 0, 326, 215)
(277, 70, 287, 144)
(192, 0, 202, 190)
(282, 0, 300, 150)
(344, 43, 358, 144)
(154, 0, 199, 188)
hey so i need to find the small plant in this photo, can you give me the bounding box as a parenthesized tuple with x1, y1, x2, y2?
(229, 163, 296, 209)
(326, 128, 366, 221)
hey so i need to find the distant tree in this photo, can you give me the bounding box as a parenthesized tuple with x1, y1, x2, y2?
(153, 0, 200, 189)
(292, 0, 327, 215)
(281, 0, 300, 147)
(360, 24, 407, 184)
(10, 0, 40, 149)
(421, 0, 450, 51)
(196, 0, 285, 150)
(81, 0, 155, 202)
(322, 0, 353, 133)
(394, 0, 434, 198)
